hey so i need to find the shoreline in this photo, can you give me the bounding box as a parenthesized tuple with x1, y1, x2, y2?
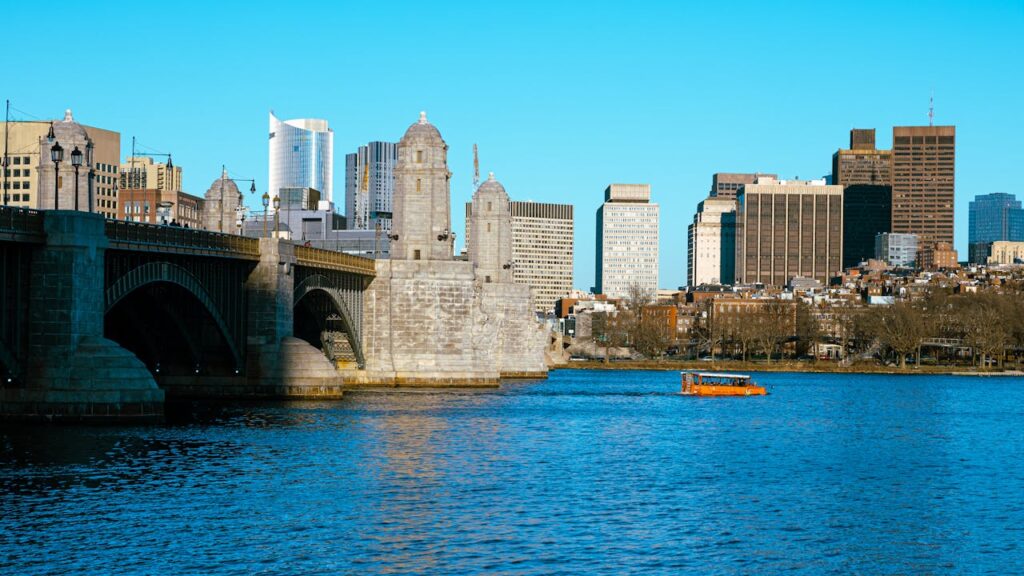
(553, 360, 1024, 376)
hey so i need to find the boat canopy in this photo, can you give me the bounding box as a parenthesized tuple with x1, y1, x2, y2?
(682, 371, 751, 380)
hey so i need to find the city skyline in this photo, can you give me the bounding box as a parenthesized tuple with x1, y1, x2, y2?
(3, 1, 1021, 289)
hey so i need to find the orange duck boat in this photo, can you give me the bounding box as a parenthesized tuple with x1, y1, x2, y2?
(681, 371, 767, 396)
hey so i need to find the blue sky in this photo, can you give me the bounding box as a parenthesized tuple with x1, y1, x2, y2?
(5, 1, 1022, 289)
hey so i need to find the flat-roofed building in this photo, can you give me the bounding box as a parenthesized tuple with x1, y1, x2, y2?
(918, 241, 959, 270)
(891, 125, 955, 247)
(833, 128, 893, 269)
(1, 110, 120, 218)
(710, 172, 777, 199)
(986, 241, 1024, 266)
(687, 196, 737, 287)
(735, 177, 843, 287)
(874, 232, 918, 267)
(595, 184, 659, 298)
(120, 156, 182, 193)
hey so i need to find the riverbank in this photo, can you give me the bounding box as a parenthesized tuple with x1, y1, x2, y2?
(557, 359, 1024, 376)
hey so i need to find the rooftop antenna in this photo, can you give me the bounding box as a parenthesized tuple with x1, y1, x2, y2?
(928, 91, 934, 127)
(472, 143, 480, 190)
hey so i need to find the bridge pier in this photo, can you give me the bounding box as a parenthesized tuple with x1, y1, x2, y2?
(0, 211, 163, 422)
(245, 239, 344, 397)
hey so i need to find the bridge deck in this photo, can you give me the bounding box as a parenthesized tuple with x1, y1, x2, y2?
(294, 245, 375, 276)
(105, 220, 261, 260)
(0, 206, 45, 243)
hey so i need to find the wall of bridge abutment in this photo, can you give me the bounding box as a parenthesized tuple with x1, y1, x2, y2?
(0, 211, 164, 422)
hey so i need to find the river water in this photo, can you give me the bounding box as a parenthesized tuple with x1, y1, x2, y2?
(2, 370, 1023, 575)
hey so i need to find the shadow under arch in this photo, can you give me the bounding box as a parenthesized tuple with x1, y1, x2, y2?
(105, 261, 243, 373)
(293, 274, 365, 368)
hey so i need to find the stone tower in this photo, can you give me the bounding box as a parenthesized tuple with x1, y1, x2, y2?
(390, 112, 453, 261)
(468, 172, 513, 283)
(37, 109, 94, 211)
(202, 168, 242, 232)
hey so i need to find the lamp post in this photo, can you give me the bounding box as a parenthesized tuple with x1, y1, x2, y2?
(70, 146, 83, 211)
(262, 191, 269, 237)
(273, 195, 281, 236)
(218, 167, 256, 234)
(86, 142, 95, 213)
(50, 141, 64, 210)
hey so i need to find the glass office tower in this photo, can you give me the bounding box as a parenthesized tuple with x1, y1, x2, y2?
(268, 111, 333, 205)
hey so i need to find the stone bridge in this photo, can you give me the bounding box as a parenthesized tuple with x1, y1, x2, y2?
(0, 207, 375, 422)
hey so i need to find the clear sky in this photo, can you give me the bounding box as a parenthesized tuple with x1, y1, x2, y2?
(5, 1, 1022, 289)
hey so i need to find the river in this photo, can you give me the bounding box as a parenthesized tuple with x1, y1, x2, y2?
(2, 370, 1022, 574)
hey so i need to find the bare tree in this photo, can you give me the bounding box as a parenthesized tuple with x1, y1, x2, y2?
(877, 302, 925, 369)
(755, 301, 793, 363)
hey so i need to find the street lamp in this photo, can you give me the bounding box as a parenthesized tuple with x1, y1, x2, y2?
(70, 146, 83, 211)
(85, 142, 94, 213)
(262, 191, 269, 237)
(50, 141, 64, 210)
(273, 194, 281, 236)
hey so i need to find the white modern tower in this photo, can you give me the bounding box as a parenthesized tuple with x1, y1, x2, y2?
(268, 111, 333, 205)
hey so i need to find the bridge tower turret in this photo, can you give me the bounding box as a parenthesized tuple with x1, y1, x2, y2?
(390, 112, 453, 261)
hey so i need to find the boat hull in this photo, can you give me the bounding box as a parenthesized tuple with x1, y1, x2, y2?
(684, 384, 767, 397)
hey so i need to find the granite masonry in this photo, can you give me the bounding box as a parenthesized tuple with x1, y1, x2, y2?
(358, 113, 547, 386)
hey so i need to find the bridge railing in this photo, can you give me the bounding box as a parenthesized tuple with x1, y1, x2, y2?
(294, 245, 376, 276)
(0, 205, 45, 241)
(105, 220, 260, 259)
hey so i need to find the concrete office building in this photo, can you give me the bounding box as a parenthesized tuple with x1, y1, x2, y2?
(986, 241, 1024, 266)
(710, 172, 776, 199)
(1, 110, 120, 218)
(120, 156, 182, 193)
(968, 192, 1024, 263)
(595, 184, 659, 298)
(344, 141, 397, 232)
(875, 232, 918, 267)
(465, 198, 574, 313)
(735, 177, 843, 287)
(268, 111, 333, 205)
(687, 196, 737, 287)
(832, 128, 893, 269)
(891, 125, 956, 247)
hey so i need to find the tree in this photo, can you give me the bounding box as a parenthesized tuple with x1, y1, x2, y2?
(692, 299, 724, 361)
(877, 303, 925, 369)
(755, 301, 793, 363)
(591, 311, 611, 364)
(795, 301, 822, 360)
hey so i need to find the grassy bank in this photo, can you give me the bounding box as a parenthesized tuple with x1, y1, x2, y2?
(556, 359, 1024, 376)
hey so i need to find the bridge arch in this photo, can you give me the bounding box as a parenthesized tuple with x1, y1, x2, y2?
(105, 261, 244, 372)
(293, 274, 365, 368)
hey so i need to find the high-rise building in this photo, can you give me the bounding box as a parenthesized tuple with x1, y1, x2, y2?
(918, 241, 959, 270)
(344, 141, 397, 231)
(710, 172, 777, 199)
(595, 184, 659, 298)
(735, 177, 843, 287)
(1, 110, 120, 217)
(268, 111, 333, 204)
(832, 128, 893, 269)
(968, 192, 1024, 263)
(465, 198, 574, 313)
(891, 125, 955, 248)
(875, 232, 918, 267)
(687, 196, 737, 287)
(120, 156, 182, 193)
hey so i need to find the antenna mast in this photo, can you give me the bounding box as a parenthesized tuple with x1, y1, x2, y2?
(472, 144, 480, 190)
(928, 91, 934, 127)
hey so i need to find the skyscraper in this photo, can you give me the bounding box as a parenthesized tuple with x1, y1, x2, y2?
(735, 177, 844, 287)
(344, 141, 397, 231)
(687, 196, 737, 287)
(833, 128, 893, 269)
(595, 184, 659, 298)
(268, 111, 333, 205)
(710, 172, 777, 199)
(891, 125, 955, 248)
(968, 192, 1024, 263)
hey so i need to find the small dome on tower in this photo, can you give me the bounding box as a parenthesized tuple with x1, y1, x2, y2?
(400, 110, 443, 144)
(205, 171, 240, 200)
(476, 171, 508, 197)
(50, 108, 89, 142)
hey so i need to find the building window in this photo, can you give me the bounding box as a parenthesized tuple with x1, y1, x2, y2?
(22, 157, 29, 164)
(487, 201, 492, 211)
(416, 179, 421, 192)
(414, 249, 421, 260)
(416, 150, 423, 163)
(22, 194, 29, 202)
(12, 194, 20, 202)
(487, 222, 491, 232)
(23, 169, 29, 177)
(485, 275, 491, 283)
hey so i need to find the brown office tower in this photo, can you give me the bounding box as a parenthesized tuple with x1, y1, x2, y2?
(736, 177, 844, 287)
(833, 128, 893, 268)
(891, 126, 956, 247)
(710, 172, 777, 199)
